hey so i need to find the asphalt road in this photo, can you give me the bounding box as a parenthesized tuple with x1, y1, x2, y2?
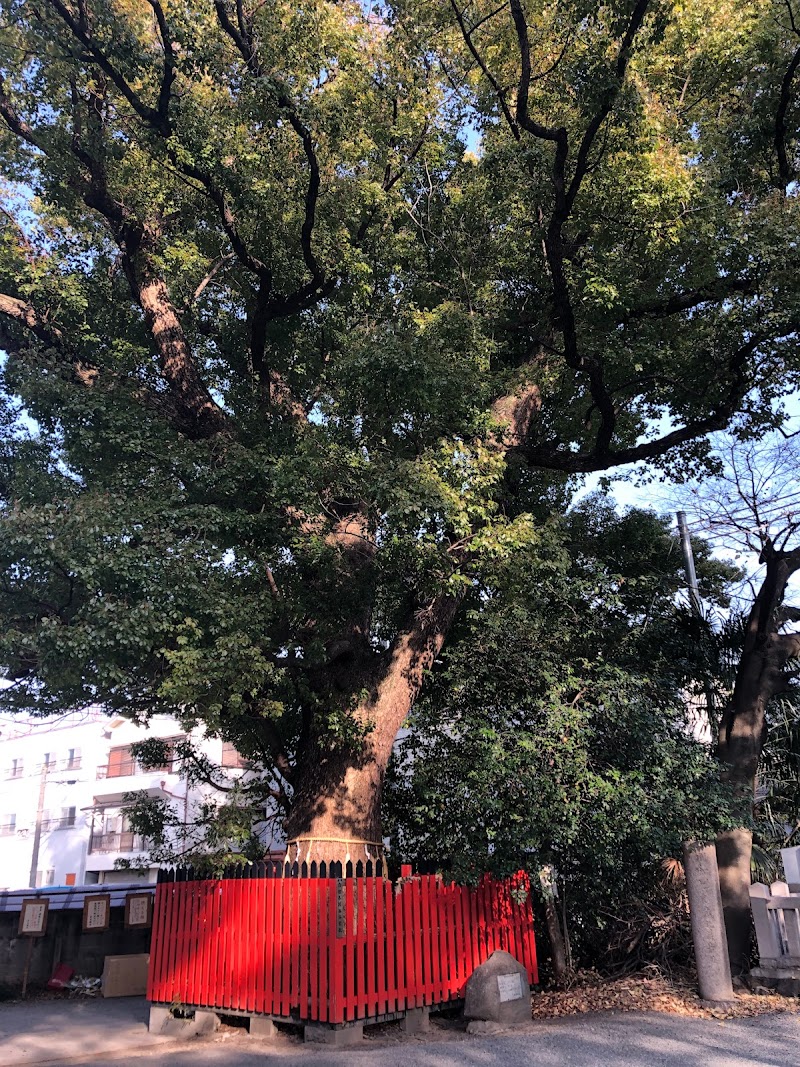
(48, 1011, 800, 1067)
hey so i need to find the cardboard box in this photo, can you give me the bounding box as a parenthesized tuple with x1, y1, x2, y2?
(101, 953, 150, 998)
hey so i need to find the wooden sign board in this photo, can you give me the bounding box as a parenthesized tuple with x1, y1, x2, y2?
(82, 893, 111, 932)
(18, 898, 49, 937)
(124, 893, 152, 929)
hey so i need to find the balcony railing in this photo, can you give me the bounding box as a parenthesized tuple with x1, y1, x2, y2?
(96, 760, 175, 779)
(33, 757, 83, 775)
(96, 759, 140, 779)
(40, 817, 77, 832)
(88, 830, 148, 854)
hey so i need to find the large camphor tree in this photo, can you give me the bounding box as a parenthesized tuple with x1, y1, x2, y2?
(1, 0, 800, 864)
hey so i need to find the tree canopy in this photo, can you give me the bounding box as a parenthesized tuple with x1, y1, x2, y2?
(1, 0, 800, 859)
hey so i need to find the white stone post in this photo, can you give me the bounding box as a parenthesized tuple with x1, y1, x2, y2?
(683, 840, 735, 1002)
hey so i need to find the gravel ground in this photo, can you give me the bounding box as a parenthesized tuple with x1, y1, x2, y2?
(26, 1010, 800, 1067)
(3, 982, 800, 1067)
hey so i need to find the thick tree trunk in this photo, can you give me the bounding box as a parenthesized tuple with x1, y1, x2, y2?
(714, 545, 800, 976)
(283, 747, 385, 866)
(283, 595, 460, 865)
(715, 664, 769, 975)
(715, 827, 754, 976)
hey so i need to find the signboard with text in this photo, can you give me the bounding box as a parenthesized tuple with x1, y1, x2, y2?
(124, 892, 152, 929)
(82, 894, 111, 932)
(18, 898, 49, 937)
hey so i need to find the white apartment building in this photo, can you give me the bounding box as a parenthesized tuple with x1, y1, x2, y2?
(0, 709, 252, 890)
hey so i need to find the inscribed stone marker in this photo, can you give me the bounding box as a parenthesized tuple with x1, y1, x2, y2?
(497, 972, 523, 1002)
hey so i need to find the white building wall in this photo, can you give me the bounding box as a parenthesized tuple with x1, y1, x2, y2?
(0, 710, 233, 891)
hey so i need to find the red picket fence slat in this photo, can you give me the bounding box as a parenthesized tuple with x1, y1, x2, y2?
(385, 877, 396, 1014)
(330, 880, 344, 1024)
(318, 880, 328, 1022)
(148, 871, 537, 1024)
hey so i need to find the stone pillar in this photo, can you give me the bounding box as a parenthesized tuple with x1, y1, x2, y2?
(148, 1005, 170, 1034)
(683, 840, 735, 1002)
(148, 1006, 220, 1037)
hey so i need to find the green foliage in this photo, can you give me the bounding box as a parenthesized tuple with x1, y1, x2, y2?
(742, 677, 800, 883)
(385, 503, 740, 962)
(118, 736, 275, 873)
(0, 0, 798, 857)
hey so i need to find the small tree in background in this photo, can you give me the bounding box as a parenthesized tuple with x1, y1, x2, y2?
(676, 437, 800, 975)
(117, 736, 277, 874)
(385, 500, 740, 976)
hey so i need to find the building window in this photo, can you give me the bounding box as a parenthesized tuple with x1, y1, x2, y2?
(103, 746, 138, 778)
(0, 815, 16, 835)
(7, 758, 23, 779)
(221, 742, 250, 769)
(35, 869, 55, 888)
(41, 807, 76, 832)
(55, 806, 76, 829)
(88, 811, 144, 854)
(150, 737, 183, 773)
(99, 737, 184, 779)
(65, 748, 81, 770)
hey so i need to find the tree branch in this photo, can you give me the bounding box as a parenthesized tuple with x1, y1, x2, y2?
(186, 254, 236, 308)
(509, 0, 565, 142)
(621, 273, 758, 323)
(43, 0, 168, 133)
(0, 74, 45, 151)
(500, 322, 776, 472)
(565, 0, 651, 213)
(214, 0, 326, 289)
(144, 0, 178, 127)
(122, 238, 227, 438)
(0, 292, 62, 346)
(450, 0, 520, 140)
(775, 43, 800, 190)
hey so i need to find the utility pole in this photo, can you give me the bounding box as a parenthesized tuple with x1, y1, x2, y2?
(677, 510, 703, 616)
(28, 762, 48, 889)
(677, 510, 716, 724)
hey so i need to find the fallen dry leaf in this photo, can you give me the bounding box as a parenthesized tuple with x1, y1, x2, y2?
(530, 969, 800, 1021)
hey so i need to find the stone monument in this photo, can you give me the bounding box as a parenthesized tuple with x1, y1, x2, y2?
(463, 949, 531, 1030)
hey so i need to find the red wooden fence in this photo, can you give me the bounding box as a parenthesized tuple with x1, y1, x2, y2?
(147, 869, 537, 1024)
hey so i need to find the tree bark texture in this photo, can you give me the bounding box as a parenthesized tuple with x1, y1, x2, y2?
(283, 596, 460, 865)
(715, 827, 754, 977)
(543, 897, 570, 985)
